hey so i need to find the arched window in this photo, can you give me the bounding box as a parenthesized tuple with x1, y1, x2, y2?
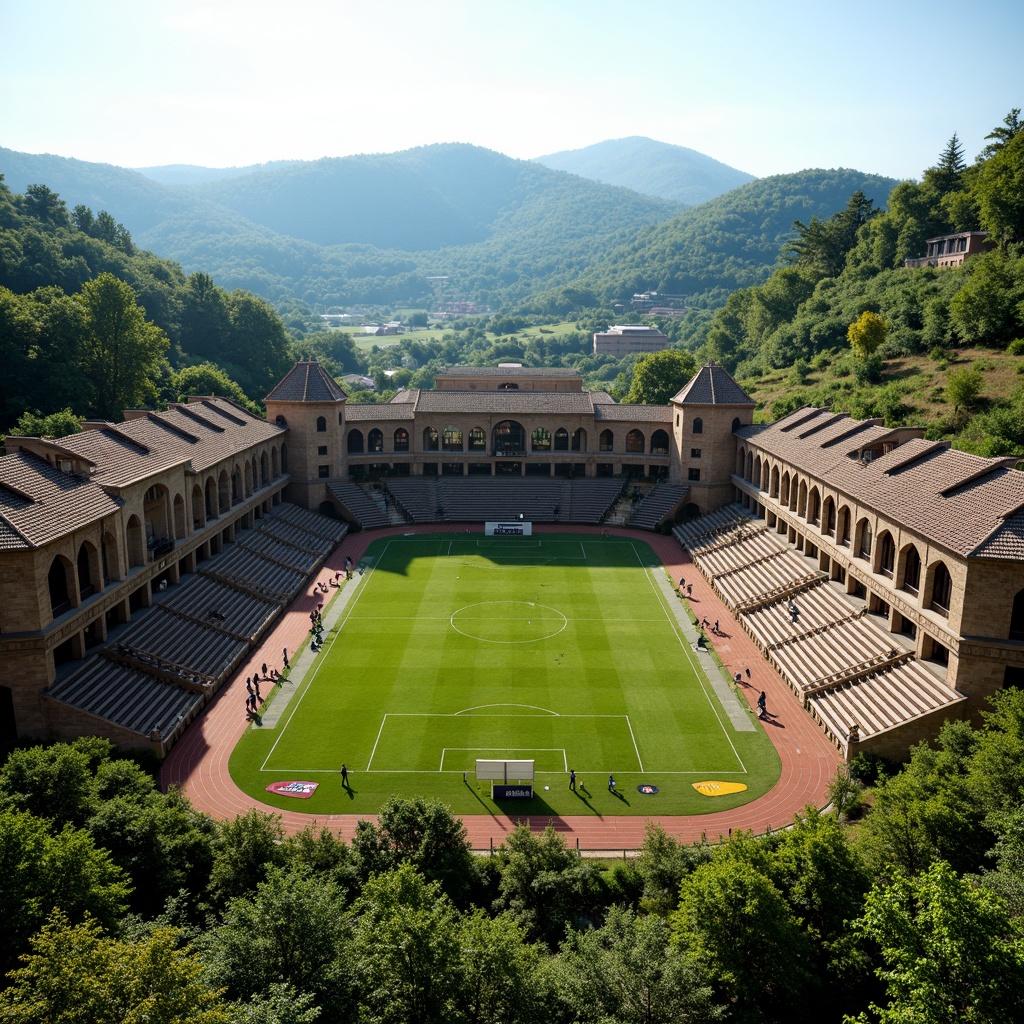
(807, 488, 820, 526)
(442, 426, 463, 452)
(1010, 588, 1024, 641)
(692, 417, 703, 435)
(599, 429, 614, 452)
(625, 429, 644, 453)
(746, 451, 754, 482)
(822, 496, 836, 536)
(736, 447, 746, 476)
(218, 470, 230, 513)
(77, 542, 96, 599)
(797, 480, 808, 517)
(650, 429, 669, 454)
(837, 505, 851, 546)
(554, 428, 569, 451)
(469, 427, 487, 451)
(347, 430, 365, 454)
(770, 466, 780, 498)
(571, 428, 587, 452)
(316, 416, 327, 432)
(423, 427, 439, 452)
(493, 421, 526, 456)
(901, 545, 921, 594)
(368, 429, 384, 453)
(732, 417, 741, 432)
(780, 472, 791, 505)
(48, 556, 73, 616)
(531, 427, 552, 452)
(394, 428, 409, 452)
(929, 561, 952, 615)
(856, 518, 872, 559)
(878, 531, 895, 577)
(126, 514, 145, 568)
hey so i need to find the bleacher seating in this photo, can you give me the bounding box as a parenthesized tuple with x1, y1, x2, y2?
(385, 478, 438, 523)
(627, 483, 689, 530)
(327, 481, 390, 529)
(675, 503, 967, 755)
(43, 502, 346, 751)
(46, 657, 205, 741)
(161, 575, 278, 641)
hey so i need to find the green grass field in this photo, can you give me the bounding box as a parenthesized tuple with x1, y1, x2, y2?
(230, 535, 780, 817)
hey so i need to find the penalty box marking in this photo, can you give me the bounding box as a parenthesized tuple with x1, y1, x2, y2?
(366, 712, 644, 773)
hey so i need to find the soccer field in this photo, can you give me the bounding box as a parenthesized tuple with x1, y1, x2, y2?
(230, 534, 780, 817)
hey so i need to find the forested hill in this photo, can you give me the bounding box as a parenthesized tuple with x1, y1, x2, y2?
(535, 136, 756, 205)
(543, 168, 900, 311)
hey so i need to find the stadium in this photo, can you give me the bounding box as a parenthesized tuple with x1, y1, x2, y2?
(2, 360, 1022, 844)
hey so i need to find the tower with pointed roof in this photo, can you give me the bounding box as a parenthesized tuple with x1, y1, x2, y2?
(670, 363, 755, 513)
(264, 361, 347, 512)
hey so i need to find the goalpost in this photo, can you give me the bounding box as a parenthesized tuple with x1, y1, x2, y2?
(476, 758, 535, 800)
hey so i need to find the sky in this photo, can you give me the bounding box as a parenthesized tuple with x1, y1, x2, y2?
(1, 0, 1022, 181)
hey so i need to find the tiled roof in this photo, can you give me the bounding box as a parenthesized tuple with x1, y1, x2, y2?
(437, 366, 582, 378)
(744, 408, 1024, 559)
(0, 451, 122, 549)
(672, 364, 755, 406)
(412, 391, 599, 415)
(56, 399, 284, 485)
(595, 404, 673, 423)
(345, 403, 417, 423)
(265, 361, 348, 403)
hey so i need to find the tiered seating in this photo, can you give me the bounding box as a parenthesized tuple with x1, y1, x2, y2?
(260, 515, 335, 556)
(240, 530, 321, 575)
(162, 575, 278, 640)
(807, 659, 966, 748)
(674, 504, 753, 547)
(742, 580, 859, 650)
(697, 528, 784, 578)
(385, 478, 437, 523)
(115, 607, 248, 683)
(45, 658, 203, 739)
(327, 481, 389, 529)
(272, 503, 349, 545)
(567, 478, 626, 523)
(627, 484, 689, 530)
(207, 544, 307, 603)
(769, 616, 897, 695)
(433, 478, 571, 522)
(713, 548, 819, 608)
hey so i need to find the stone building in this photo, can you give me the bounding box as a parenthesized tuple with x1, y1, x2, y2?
(1, 358, 1022, 764)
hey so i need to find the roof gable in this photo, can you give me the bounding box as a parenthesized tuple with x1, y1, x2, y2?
(266, 361, 348, 403)
(672, 364, 754, 407)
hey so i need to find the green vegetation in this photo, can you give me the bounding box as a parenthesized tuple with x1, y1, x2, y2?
(231, 536, 779, 817)
(6, 688, 1024, 1021)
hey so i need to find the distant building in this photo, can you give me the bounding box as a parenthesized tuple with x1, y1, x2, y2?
(593, 325, 671, 357)
(904, 231, 994, 268)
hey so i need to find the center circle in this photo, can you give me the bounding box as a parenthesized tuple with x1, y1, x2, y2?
(450, 600, 568, 643)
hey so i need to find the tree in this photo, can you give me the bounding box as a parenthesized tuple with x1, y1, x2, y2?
(208, 808, 287, 905)
(947, 249, 1024, 346)
(351, 863, 463, 1024)
(22, 183, 70, 228)
(624, 348, 697, 404)
(558, 906, 725, 1024)
(0, 809, 131, 975)
(0, 911, 230, 1024)
(979, 107, 1022, 160)
(200, 866, 355, 1023)
(635, 822, 710, 916)
(851, 861, 1024, 1024)
(671, 857, 814, 1023)
(76, 272, 168, 419)
(848, 311, 887, 360)
(945, 366, 984, 414)
(350, 796, 476, 905)
(458, 909, 552, 1024)
(172, 361, 255, 409)
(12, 407, 82, 439)
(926, 134, 967, 195)
(974, 128, 1024, 246)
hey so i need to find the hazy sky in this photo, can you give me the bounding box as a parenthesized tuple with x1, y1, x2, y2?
(2, 0, 1021, 180)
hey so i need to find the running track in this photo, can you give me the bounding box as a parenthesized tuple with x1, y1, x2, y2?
(161, 523, 842, 849)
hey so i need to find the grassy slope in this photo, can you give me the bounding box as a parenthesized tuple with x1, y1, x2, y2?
(230, 536, 779, 817)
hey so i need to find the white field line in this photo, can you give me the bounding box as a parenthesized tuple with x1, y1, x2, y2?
(632, 542, 747, 774)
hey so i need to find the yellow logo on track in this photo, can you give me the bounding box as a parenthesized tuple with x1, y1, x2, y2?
(692, 781, 748, 797)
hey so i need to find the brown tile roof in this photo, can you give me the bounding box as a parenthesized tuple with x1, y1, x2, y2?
(595, 404, 673, 423)
(672, 363, 755, 406)
(743, 408, 1024, 559)
(266, 361, 348, 403)
(54, 399, 284, 486)
(410, 391, 600, 415)
(345, 403, 416, 423)
(0, 451, 122, 549)
(437, 366, 582, 378)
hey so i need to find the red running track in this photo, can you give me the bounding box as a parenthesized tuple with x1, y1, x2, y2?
(161, 524, 842, 849)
